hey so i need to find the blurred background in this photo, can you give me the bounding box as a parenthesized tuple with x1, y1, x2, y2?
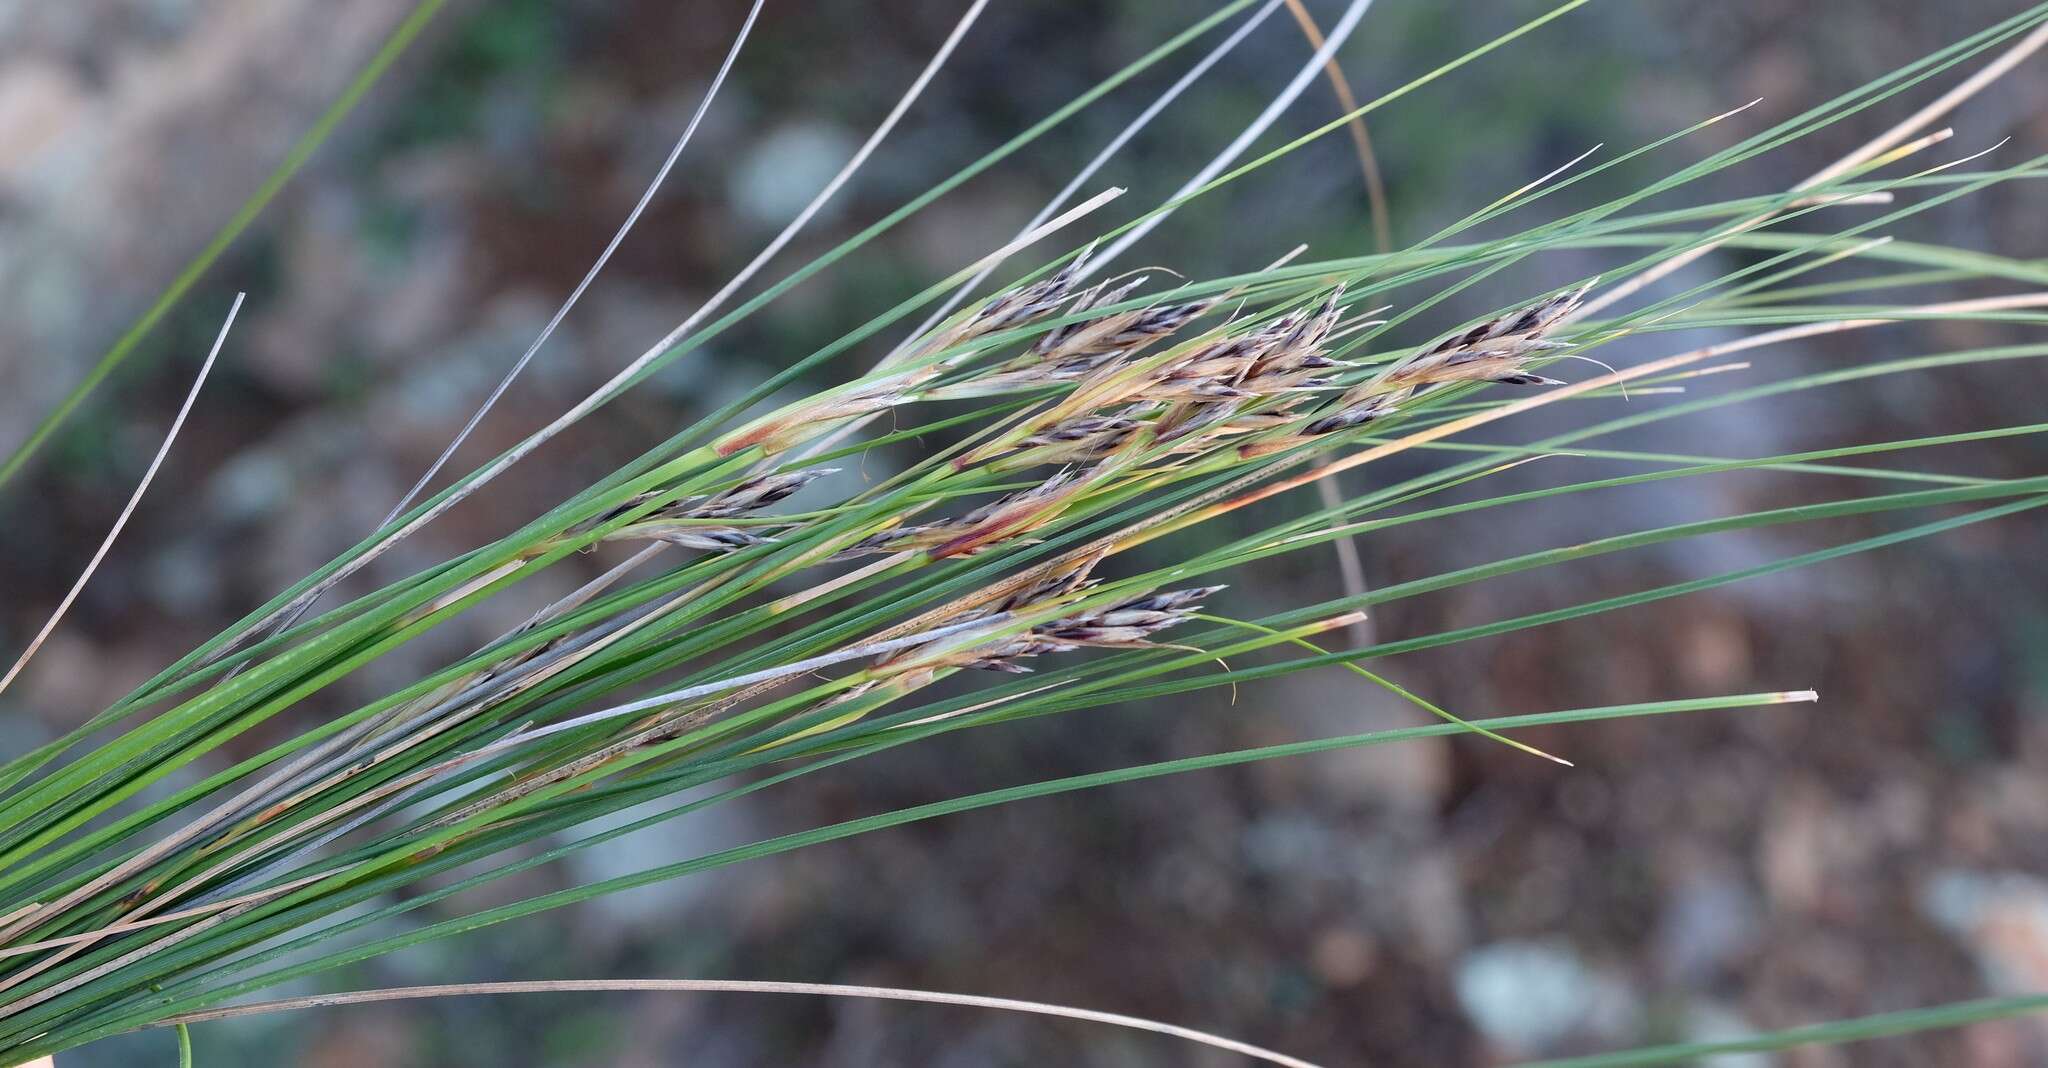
(4, 1, 2048, 1064)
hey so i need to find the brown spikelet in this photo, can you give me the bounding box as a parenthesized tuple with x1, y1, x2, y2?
(1297, 282, 1593, 440)
(838, 471, 1092, 560)
(594, 468, 833, 550)
(946, 584, 1226, 672)
(867, 582, 1222, 688)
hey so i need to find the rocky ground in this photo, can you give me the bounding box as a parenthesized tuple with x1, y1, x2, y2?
(5, 1, 2048, 1065)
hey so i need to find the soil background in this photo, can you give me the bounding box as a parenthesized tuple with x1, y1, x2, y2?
(4, 2, 2048, 1064)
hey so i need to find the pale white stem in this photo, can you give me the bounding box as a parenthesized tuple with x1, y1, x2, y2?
(154, 979, 1325, 1068)
(1313, 476, 1373, 646)
(0, 294, 244, 700)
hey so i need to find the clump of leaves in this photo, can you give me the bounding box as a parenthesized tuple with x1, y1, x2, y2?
(5, 2, 2048, 1064)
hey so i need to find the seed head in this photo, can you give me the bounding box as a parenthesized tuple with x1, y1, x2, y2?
(965, 249, 1094, 339)
(1298, 284, 1593, 440)
(954, 584, 1226, 670)
(594, 467, 832, 550)
(839, 471, 1090, 560)
(870, 583, 1223, 686)
(688, 468, 837, 518)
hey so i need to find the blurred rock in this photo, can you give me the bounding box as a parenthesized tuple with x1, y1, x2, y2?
(1453, 940, 1637, 1056)
(1683, 1000, 1773, 1068)
(1657, 864, 1761, 984)
(1921, 871, 2048, 994)
(729, 121, 858, 229)
(10, 3, 2048, 1065)
(1919, 870, 2048, 1058)
(1309, 926, 1380, 988)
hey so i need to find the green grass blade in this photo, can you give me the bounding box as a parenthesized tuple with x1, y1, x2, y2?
(1523, 994, 2048, 1068)
(0, 0, 451, 492)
